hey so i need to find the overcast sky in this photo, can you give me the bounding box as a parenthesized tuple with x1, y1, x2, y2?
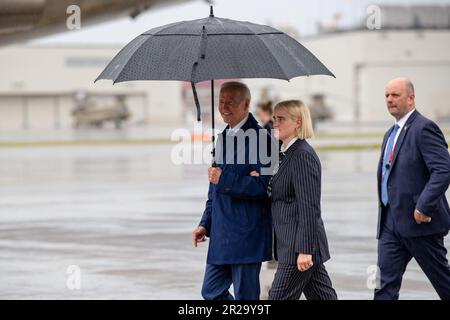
(35, 0, 450, 45)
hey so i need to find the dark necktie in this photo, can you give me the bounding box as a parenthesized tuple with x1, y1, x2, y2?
(381, 124, 400, 206)
(267, 150, 288, 197)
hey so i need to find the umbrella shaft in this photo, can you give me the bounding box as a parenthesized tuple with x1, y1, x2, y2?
(211, 79, 216, 167)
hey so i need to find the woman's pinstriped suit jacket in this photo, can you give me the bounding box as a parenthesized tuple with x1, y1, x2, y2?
(270, 138, 331, 265)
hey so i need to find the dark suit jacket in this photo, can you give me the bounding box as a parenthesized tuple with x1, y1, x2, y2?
(199, 113, 272, 264)
(376, 110, 450, 238)
(271, 139, 330, 265)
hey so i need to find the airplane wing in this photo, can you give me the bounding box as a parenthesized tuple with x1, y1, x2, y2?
(0, 0, 193, 46)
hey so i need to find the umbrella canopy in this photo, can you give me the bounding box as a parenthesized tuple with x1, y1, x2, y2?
(97, 7, 334, 86)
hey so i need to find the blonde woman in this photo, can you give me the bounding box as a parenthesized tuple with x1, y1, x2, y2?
(262, 100, 337, 300)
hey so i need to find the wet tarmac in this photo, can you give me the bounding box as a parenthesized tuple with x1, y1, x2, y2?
(0, 144, 448, 299)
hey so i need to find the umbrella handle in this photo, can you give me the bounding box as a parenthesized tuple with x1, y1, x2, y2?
(210, 79, 216, 168)
(190, 81, 201, 122)
(190, 25, 207, 123)
(190, 81, 217, 167)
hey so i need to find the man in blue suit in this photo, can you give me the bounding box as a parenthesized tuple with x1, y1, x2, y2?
(192, 81, 272, 300)
(375, 77, 450, 300)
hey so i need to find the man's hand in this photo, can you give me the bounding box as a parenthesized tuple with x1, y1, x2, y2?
(297, 254, 313, 272)
(414, 209, 431, 224)
(208, 167, 222, 185)
(249, 171, 260, 177)
(192, 226, 207, 247)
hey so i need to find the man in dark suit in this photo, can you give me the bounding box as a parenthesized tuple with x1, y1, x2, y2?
(375, 77, 450, 300)
(191, 82, 272, 300)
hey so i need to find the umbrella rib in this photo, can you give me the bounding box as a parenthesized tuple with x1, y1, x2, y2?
(142, 33, 199, 36)
(212, 20, 287, 79)
(229, 20, 295, 78)
(142, 32, 283, 36)
(111, 35, 149, 83)
(236, 19, 312, 77)
(207, 32, 284, 35)
(250, 34, 297, 79)
(258, 34, 311, 78)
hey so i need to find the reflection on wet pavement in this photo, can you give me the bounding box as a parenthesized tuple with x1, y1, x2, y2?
(0, 145, 448, 299)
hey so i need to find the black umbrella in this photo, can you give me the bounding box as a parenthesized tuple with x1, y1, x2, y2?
(96, 6, 335, 162)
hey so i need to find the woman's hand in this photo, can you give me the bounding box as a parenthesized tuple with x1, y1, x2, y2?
(297, 253, 313, 272)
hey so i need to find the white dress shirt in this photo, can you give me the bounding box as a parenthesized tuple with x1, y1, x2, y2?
(281, 137, 298, 153)
(228, 114, 249, 136)
(386, 108, 415, 152)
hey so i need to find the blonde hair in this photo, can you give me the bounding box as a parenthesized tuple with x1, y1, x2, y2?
(274, 100, 314, 139)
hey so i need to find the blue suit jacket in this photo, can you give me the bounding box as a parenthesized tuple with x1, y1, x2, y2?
(376, 110, 450, 238)
(199, 113, 272, 264)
